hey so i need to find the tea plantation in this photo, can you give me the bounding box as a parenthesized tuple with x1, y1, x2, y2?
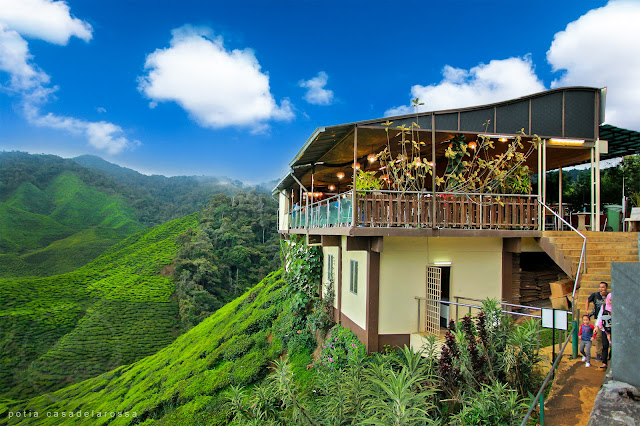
(0, 270, 314, 425)
(0, 171, 145, 278)
(0, 214, 197, 399)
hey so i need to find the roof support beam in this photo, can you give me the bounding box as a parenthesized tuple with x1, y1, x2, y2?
(353, 126, 358, 226)
(431, 114, 436, 226)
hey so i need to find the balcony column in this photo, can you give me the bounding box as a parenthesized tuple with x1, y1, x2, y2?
(590, 146, 595, 231)
(542, 139, 547, 230)
(595, 139, 601, 231)
(558, 168, 563, 221)
(431, 114, 436, 227)
(537, 139, 543, 231)
(352, 126, 358, 226)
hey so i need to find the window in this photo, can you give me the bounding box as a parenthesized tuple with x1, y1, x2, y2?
(327, 254, 335, 282)
(349, 260, 358, 294)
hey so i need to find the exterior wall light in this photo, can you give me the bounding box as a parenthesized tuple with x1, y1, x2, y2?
(479, 134, 515, 141)
(468, 142, 477, 150)
(337, 172, 345, 180)
(328, 185, 336, 191)
(548, 138, 586, 146)
(367, 153, 377, 163)
(433, 261, 452, 266)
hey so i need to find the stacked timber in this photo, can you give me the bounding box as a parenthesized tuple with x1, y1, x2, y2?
(512, 254, 567, 304)
(549, 278, 575, 310)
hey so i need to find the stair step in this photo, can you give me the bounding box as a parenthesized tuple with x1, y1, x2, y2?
(565, 255, 638, 262)
(561, 247, 638, 257)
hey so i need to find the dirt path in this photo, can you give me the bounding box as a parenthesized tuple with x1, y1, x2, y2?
(540, 346, 606, 425)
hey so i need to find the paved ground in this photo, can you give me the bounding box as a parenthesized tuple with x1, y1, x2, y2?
(539, 346, 607, 425)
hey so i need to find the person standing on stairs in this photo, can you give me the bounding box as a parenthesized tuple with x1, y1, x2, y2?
(596, 292, 612, 369)
(586, 282, 608, 362)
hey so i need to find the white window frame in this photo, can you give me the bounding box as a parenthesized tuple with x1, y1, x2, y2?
(327, 254, 335, 282)
(349, 260, 358, 294)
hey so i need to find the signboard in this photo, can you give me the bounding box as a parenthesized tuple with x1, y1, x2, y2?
(541, 308, 568, 331)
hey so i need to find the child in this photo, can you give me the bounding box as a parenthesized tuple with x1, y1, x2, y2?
(578, 314, 596, 367)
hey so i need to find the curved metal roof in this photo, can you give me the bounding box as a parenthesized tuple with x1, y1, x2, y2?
(274, 87, 640, 193)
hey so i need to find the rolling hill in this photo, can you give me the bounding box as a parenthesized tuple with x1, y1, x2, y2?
(0, 269, 308, 425)
(0, 171, 145, 278)
(0, 214, 197, 399)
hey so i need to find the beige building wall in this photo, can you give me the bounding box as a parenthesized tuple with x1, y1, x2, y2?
(278, 191, 289, 231)
(379, 237, 503, 335)
(322, 246, 339, 308)
(340, 237, 368, 330)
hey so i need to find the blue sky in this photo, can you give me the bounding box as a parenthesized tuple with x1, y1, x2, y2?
(1, 0, 639, 182)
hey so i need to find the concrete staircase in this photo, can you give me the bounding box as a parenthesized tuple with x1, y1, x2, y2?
(538, 231, 639, 309)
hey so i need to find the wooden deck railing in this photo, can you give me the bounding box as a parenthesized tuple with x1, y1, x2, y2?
(288, 190, 539, 230)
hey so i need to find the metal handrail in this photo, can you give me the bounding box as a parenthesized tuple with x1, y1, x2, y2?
(454, 296, 543, 312)
(301, 189, 537, 211)
(521, 201, 586, 425)
(520, 326, 574, 425)
(414, 297, 541, 319)
(539, 200, 587, 303)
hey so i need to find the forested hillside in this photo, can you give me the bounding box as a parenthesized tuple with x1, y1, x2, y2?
(173, 192, 280, 330)
(0, 151, 276, 278)
(71, 154, 252, 224)
(0, 214, 197, 399)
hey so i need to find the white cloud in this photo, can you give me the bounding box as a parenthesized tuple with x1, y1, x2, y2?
(0, 0, 92, 45)
(299, 71, 334, 105)
(547, 0, 640, 129)
(0, 4, 134, 154)
(385, 56, 545, 116)
(138, 25, 294, 130)
(25, 107, 138, 154)
(0, 25, 51, 93)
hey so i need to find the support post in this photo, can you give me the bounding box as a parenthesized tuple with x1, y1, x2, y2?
(590, 147, 595, 231)
(559, 167, 563, 230)
(595, 139, 601, 231)
(542, 139, 547, 230)
(552, 308, 556, 363)
(352, 126, 358, 226)
(540, 393, 545, 425)
(431, 114, 436, 227)
(572, 308, 580, 359)
(537, 140, 543, 230)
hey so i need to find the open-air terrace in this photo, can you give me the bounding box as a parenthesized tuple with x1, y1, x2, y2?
(275, 87, 640, 236)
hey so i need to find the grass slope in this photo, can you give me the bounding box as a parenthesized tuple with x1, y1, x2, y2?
(0, 214, 197, 399)
(0, 172, 145, 278)
(0, 270, 311, 425)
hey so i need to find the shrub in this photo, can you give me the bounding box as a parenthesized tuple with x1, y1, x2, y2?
(452, 381, 530, 425)
(318, 325, 366, 370)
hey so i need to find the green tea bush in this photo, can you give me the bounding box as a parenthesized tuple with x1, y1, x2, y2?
(223, 335, 255, 362)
